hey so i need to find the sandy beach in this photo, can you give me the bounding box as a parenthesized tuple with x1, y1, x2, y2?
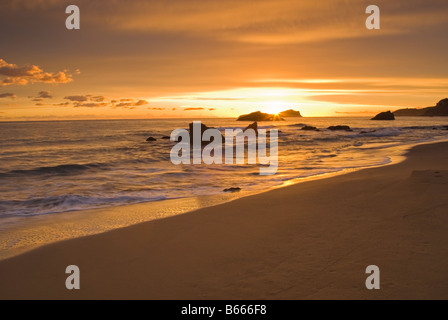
(0, 141, 447, 300)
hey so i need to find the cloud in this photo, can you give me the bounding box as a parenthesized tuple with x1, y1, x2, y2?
(0, 58, 74, 86)
(114, 99, 148, 108)
(37, 91, 52, 99)
(73, 102, 109, 108)
(56, 94, 149, 109)
(91, 96, 106, 102)
(135, 100, 148, 106)
(64, 95, 89, 102)
(0, 93, 16, 99)
(32, 98, 43, 102)
(183, 107, 205, 111)
(208, 108, 216, 111)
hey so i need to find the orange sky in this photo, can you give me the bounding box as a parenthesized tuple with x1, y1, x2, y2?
(1, 0, 447, 120)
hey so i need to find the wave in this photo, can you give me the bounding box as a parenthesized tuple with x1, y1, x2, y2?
(0, 194, 167, 217)
(0, 163, 108, 178)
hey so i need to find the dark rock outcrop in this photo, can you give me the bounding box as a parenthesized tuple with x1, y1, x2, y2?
(328, 125, 352, 132)
(237, 111, 283, 121)
(301, 126, 319, 131)
(223, 187, 242, 193)
(189, 122, 210, 136)
(394, 99, 448, 117)
(393, 108, 428, 117)
(161, 136, 171, 140)
(371, 111, 395, 121)
(187, 122, 223, 145)
(243, 122, 258, 134)
(278, 109, 302, 117)
(146, 137, 157, 142)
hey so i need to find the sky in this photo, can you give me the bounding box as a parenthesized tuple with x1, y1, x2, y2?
(0, 0, 447, 120)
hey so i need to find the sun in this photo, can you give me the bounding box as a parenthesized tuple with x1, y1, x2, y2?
(264, 101, 285, 115)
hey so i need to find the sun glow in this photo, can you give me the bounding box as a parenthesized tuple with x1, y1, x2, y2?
(263, 101, 287, 115)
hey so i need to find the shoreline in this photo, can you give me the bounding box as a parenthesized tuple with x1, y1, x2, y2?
(0, 140, 447, 299)
(1, 138, 447, 261)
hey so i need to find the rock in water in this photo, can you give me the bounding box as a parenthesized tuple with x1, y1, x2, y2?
(244, 122, 258, 134)
(301, 126, 319, 131)
(223, 187, 242, 193)
(278, 109, 302, 117)
(188, 122, 223, 145)
(371, 111, 395, 120)
(237, 111, 283, 121)
(146, 137, 157, 142)
(328, 125, 352, 131)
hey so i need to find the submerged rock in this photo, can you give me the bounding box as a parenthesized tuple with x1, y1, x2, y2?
(371, 111, 395, 121)
(161, 136, 171, 140)
(146, 137, 157, 142)
(301, 126, 319, 131)
(360, 130, 377, 134)
(223, 187, 242, 193)
(328, 125, 352, 132)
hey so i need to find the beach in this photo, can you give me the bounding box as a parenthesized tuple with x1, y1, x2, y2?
(0, 141, 447, 300)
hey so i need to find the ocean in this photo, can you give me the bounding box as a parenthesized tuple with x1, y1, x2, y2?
(1, 117, 448, 218)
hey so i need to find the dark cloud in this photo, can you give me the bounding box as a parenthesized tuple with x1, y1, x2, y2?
(57, 95, 149, 109)
(64, 95, 89, 102)
(37, 91, 52, 99)
(114, 99, 148, 108)
(0, 92, 16, 99)
(73, 102, 108, 108)
(135, 100, 148, 106)
(32, 98, 43, 102)
(0, 59, 74, 86)
(91, 96, 106, 102)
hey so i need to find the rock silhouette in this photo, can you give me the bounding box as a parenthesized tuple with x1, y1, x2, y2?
(328, 125, 352, 131)
(237, 111, 283, 121)
(244, 122, 258, 134)
(371, 111, 395, 121)
(278, 109, 302, 117)
(223, 187, 242, 193)
(394, 99, 448, 117)
(302, 126, 319, 131)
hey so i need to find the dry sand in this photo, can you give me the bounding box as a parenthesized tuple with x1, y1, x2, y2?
(1, 142, 447, 300)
